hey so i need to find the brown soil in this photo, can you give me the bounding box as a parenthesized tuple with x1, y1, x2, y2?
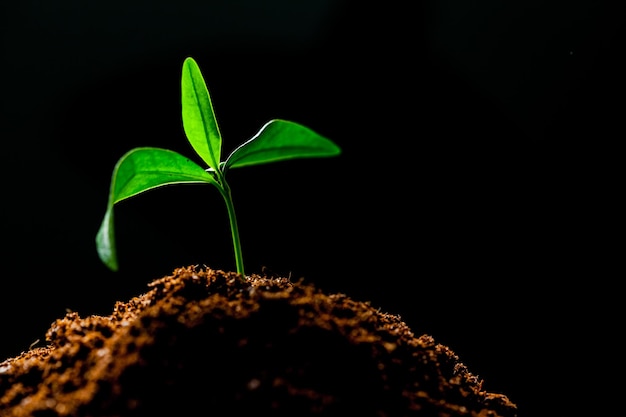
(0, 266, 517, 417)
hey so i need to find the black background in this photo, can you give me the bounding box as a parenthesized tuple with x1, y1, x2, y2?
(1, 1, 624, 416)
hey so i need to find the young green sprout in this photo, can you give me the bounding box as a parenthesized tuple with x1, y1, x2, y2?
(96, 56, 341, 278)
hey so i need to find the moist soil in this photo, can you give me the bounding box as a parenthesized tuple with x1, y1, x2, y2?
(0, 266, 517, 416)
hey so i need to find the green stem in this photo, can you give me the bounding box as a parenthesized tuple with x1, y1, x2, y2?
(218, 180, 245, 279)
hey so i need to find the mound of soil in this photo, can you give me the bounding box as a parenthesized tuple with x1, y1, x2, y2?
(0, 266, 517, 416)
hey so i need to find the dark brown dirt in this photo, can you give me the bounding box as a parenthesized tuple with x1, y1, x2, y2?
(0, 266, 517, 417)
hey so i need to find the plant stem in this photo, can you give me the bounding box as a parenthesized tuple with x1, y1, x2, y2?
(219, 180, 245, 279)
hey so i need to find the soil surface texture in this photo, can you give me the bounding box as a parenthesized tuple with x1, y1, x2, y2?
(0, 266, 517, 416)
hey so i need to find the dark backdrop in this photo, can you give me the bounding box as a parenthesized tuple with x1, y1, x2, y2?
(2, 1, 624, 416)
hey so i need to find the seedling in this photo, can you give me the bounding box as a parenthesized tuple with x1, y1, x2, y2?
(96, 56, 341, 277)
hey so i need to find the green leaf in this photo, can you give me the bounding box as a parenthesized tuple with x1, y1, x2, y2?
(223, 119, 341, 170)
(181, 57, 222, 171)
(96, 147, 217, 271)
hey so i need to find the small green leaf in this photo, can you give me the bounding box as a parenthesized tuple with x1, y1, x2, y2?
(223, 119, 341, 170)
(107, 147, 217, 202)
(96, 208, 118, 271)
(181, 57, 222, 171)
(96, 147, 217, 271)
